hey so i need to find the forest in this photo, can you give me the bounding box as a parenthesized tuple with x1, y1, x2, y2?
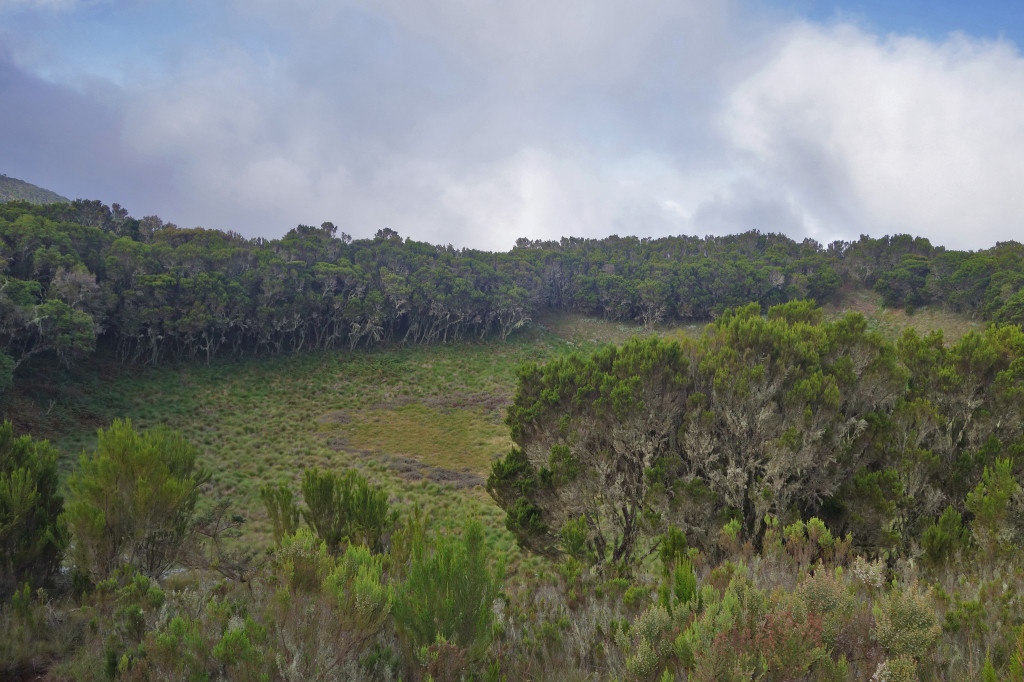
(2, 199, 1024, 680)
(4, 199, 1024, 395)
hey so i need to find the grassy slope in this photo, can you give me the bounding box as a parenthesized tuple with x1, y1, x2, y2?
(6, 296, 981, 572)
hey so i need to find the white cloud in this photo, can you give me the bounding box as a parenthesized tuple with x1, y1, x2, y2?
(724, 23, 1024, 249)
(7, 3, 1024, 252)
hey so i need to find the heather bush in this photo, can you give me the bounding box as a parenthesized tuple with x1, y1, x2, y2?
(63, 419, 209, 582)
(621, 603, 674, 679)
(263, 529, 397, 679)
(871, 655, 918, 682)
(965, 458, 1020, 561)
(796, 568, 855, 649)
(873, 581, 940, 661)
(301, 467, 396, 554)
(753, 595, 825, 681)
(658, 555, 697, 617)
(393, 520, 504, 669)
(260, 482, 301, 547)
(920, 506, 969, 570)
(58, 566, 166, 680)
(0, 421, 66, 598)
(1, 584, 79, 678)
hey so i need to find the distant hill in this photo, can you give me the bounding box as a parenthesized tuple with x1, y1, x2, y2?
(0, 173, 69, 204)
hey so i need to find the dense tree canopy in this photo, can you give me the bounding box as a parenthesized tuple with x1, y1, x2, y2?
(3, 199, 1024, 398)
(488, 301, 1024, 567)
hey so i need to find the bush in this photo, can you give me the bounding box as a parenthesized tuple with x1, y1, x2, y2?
(796, 568, 854, 649)
(259, 482, 301, 547)
(623, 604, 674, 679)
(873, 582, 940, 661)
(301, 468, 395, 554)
(260, 529, 394, 678)
(62, 419, 209, 582)
(393, 520, 504, 663)
(921, 505, 969, 569)
(0, 421, 66, 598)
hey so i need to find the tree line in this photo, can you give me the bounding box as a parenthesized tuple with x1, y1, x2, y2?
(3, 199, 1024, 395)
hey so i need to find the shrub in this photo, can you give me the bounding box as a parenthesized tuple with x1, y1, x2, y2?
(260, 529, 395, 678)
(301, 468, 395, 554)
(0, 421, 66, 598)
(921, 506, 969, 569)
(872, 655, 918, 682)
(659, 556, 697, 617)
(259, 482, 301, 546)
(873, 582, 941, 660)
(796, 568, 855, 649)
(322, 542, 394, 652)
(393, 520, 504, 664)
(966, 458, 1020, 559)
(62, 419, 209, 581)
(623, 604, 674, 679)
(66, 566, 167, 679)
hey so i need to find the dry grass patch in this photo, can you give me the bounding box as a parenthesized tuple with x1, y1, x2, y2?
(330, 402, 511, 477)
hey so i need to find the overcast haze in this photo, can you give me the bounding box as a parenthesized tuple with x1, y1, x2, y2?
(2, 1, 1023, 251)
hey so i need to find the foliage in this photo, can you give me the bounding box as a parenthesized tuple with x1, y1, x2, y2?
(300, 467, 396, 554)
(393, 520, 504, 662)
(0, 421, 66, 598)
(921, 505, 969, 569)
(873, 582, 941, 660)
(62, 419, 209, 581)
(492, 300, 1024, 567)
(965, 458, 1021, 559)
(260, 482, 301, 546)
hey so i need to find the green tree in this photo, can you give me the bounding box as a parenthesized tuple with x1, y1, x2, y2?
(63, 419, 209, 582)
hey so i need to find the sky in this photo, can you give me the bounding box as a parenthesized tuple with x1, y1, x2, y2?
(2, 1, 1023, 251)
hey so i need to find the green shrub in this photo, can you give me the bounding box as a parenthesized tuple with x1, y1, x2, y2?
(67, 566, 166, 679)
(0, 421, 66, 598)
(658, 524, 688, 574)
(259, 482, 300, 546)
(966, 458, 1020, 559)
(62, 419, 209, 581)
(393, 520, 504, 663)
(300, 468, 395, 554)
(323, 542, 393, 651)
(921, 505, 969, 569)
(659, 556, 697, 616)
(874, 655, 918, 682)
(623, 604, 674, 679)
(874, 582, 941, 660)
(559, 515, 590, 563)
(256, 529, 396, 678)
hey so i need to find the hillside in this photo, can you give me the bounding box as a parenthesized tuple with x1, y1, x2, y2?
(0, 173, 69, 204)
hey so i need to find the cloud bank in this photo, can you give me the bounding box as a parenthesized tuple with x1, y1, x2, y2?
(1, 2, 1023, 251)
